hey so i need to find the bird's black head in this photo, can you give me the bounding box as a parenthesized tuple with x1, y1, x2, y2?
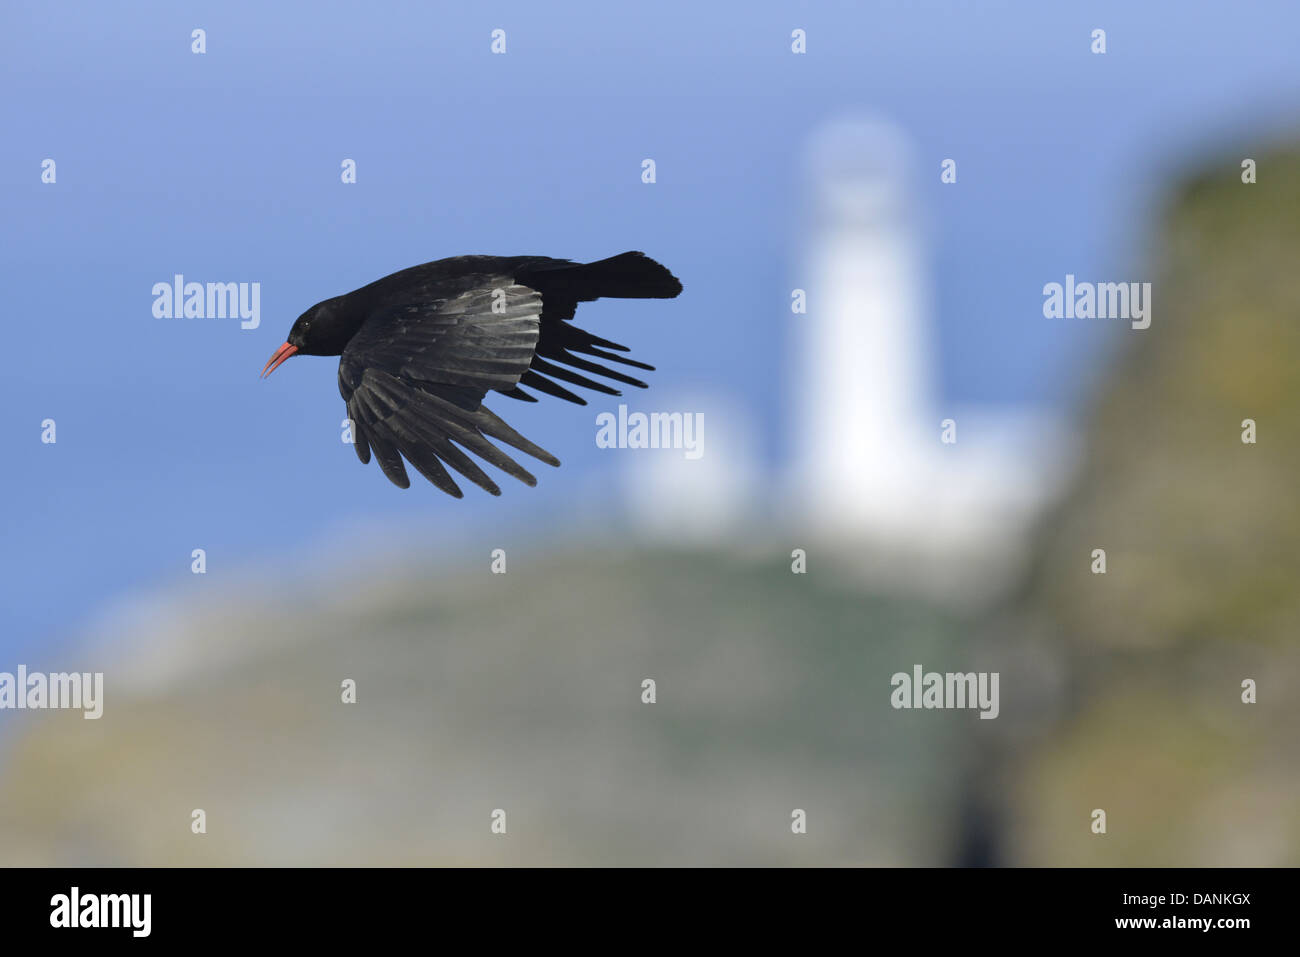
(261, 296, 354, 378)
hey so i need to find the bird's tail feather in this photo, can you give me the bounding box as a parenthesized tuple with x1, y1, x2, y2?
(520, 251, 683, 304)
(569, 251, 683, 300)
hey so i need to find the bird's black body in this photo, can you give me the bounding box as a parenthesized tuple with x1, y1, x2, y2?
(268, 252, 682, 497)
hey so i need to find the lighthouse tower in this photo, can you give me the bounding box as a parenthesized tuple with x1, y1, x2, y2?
(791, 118, 938, 543)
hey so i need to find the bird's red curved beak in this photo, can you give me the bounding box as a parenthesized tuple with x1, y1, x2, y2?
(261, 342, 298, 378)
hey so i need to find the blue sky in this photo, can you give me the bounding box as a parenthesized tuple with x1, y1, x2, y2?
(2, 0, 1298, 657)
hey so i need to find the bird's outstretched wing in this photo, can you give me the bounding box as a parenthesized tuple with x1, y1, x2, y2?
(338, 253, 676, 497)
(338, 281, 560, 498)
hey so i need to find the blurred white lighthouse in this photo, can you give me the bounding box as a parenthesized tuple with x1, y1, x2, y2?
(789, 117, 1071, 591)
(792, 118, 939, 542)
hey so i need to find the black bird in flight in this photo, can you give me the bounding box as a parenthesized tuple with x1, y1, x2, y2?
(262, 252, 682, 498)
